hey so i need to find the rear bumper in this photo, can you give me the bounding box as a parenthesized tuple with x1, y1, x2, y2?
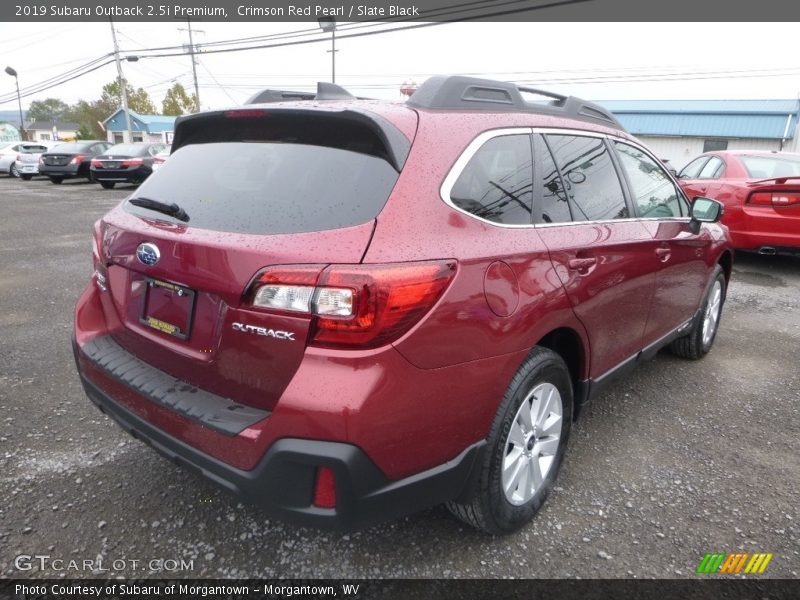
(74, 340, 484, 529)
(15, 162, 39, 175)
(91, 166, 151, 183)
(40, 165, 82, 177)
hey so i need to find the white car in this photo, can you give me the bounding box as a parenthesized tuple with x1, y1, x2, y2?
(0, 141, 53, 177)
(150, 145, 171, 172)
(13, 141, 60, 180)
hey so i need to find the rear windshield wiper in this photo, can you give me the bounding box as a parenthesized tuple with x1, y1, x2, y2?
(128, 197, 190, 222)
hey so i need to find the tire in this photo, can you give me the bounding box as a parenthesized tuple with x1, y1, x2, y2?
(670, 265, 726, 360)
(50, 177, 63, 184)
(100, 181, 115, 189)
(10, 163, 20, 178)
(21, 175, 32, 181)
(447, 347, 573, 534)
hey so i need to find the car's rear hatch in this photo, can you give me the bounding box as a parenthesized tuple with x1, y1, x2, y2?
(95, 106, 414, 411)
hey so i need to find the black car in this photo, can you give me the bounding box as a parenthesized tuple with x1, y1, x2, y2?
(90, 142, 168, 189)
(39, 140, 112, 184)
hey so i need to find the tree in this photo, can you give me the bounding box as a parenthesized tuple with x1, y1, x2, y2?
(28, 98, 69, 123)
(162, 82, 198, 116)
(64, 100, 109, 139)
(100, 79, 158, 115)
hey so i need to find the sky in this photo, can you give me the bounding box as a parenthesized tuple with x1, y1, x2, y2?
(1, 21, 799, 114)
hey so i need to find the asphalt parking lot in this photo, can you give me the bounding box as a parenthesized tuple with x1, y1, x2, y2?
(0, 174, 798, 579)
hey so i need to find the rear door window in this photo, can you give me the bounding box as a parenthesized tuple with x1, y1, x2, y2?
(449, 134, 533, 225)
(698, 156, 725, 179)
(545, 134, 629, 221)
(533, 134, 571, 224)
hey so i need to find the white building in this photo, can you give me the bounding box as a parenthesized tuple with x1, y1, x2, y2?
(600, 100, 800, 170)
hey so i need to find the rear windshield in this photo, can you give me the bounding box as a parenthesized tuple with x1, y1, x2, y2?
(125, 141, 399, 235)
(740, 155, 800, 179)
(106, 144, 148, 156)
(47, 143, 89, 153)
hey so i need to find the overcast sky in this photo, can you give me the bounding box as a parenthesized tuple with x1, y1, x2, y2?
(1, 21, 799, 112)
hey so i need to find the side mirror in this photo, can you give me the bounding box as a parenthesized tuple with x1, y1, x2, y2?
(689, 197, 724, 233)
(691, 197, 723, 223)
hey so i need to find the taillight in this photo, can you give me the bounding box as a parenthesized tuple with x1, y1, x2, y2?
(91, 227, 107, 293)
(153, 156, 166, 165)
(69, 154, 85, 165)
(122, 158, 143, 167)
(90, 159, 102, 168)
(749, 191, 800, 206)
(248, 260, 457, 349)
(15, 153, 21, 161)
(38, 157, 44, 165)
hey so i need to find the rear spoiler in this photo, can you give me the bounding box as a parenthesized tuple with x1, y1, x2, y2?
(171, 107, 412, 172)
(749, 176, 800, 185)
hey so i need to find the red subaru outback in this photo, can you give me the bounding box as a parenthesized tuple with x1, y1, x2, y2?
(73, 77, 732, 533)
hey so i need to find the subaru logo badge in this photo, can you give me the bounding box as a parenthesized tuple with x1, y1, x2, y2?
(136, 242, 160, 266)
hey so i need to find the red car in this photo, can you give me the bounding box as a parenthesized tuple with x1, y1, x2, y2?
(73, 76, 732, 533)
(678, 150, 800, 253)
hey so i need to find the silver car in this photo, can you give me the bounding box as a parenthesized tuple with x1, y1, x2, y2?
(1, 141, 53, 178)
(13, 141, 59, 180)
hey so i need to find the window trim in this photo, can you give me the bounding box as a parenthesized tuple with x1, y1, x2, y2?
(439, 127, 535, 229)
(440, 127, 692, 229)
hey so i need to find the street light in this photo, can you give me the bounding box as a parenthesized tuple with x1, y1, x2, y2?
(4, 66, 25, 141)
(318, 17, 337, 84)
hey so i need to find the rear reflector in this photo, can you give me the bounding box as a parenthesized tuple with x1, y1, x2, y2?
(313, 467, 337, 509)
(749, 191, 800, 206)
(248, 261, 457, 349)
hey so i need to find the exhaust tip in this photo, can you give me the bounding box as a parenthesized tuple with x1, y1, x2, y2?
(758, 246, 777, 256)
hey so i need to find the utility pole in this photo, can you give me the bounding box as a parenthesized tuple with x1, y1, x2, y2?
(109, 19, 133, 143)
(179, 20, 202, 111)
(318, 18, 337, 84)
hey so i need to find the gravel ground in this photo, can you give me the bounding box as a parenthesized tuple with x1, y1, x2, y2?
(0, 175, 798, 579)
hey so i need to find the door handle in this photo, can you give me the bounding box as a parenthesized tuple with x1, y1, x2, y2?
(568, 257, 597, 271)
(655, 247, 671, 262)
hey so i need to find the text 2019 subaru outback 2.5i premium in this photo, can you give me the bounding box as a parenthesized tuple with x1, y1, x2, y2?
(73, 77, 732, 533)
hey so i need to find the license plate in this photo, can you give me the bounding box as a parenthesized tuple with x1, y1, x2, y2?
(21, 166, 36, 173)
(139, 278, 196, 340)
(105, 161, 120, 168)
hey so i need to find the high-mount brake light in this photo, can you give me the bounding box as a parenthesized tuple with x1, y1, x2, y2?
(224, 109, 268, 119)
(248, 261, 457, 349)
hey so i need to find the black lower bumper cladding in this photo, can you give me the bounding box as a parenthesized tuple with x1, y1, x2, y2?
(74, 337, 484, 530)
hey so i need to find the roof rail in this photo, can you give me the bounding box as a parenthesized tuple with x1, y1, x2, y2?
(406, 75, 625, 130)
(245, 82, 356, 105)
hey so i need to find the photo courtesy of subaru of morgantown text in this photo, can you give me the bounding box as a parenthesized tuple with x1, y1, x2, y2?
(73, 76, 733, 534)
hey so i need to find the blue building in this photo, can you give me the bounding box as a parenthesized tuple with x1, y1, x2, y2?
(600, 99, 800, 169)
(103, 108, 177, 144)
